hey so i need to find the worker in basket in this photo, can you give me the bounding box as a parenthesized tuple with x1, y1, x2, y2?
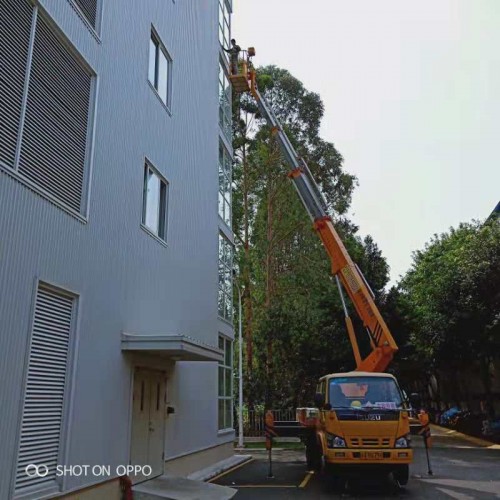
(223, 38, 241, 75)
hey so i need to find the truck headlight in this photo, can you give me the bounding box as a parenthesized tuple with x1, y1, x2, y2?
(326, 433, 346, 448)
(395, 435, 410, 448)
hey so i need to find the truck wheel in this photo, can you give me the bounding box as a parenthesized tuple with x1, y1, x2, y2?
(322, 464, 345, 492)
(393, 464, 409, 486)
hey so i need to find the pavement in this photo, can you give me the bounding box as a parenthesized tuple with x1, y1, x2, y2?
(133, 475, 237, 500)
(132, 455, 251, 499)
(210, 426, 500, 499)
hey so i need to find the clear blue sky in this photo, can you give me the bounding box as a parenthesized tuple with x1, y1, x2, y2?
(233, 0, 499, 284)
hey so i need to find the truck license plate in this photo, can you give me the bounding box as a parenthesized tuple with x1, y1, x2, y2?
(361, 452, 383, 460)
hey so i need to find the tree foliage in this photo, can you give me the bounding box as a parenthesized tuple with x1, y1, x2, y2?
(391, 220, 500, 406)
(399, 221, 500, 365)
(231, 66, 390, 408)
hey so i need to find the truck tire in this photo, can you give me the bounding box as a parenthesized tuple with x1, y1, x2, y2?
(393, 464, 409, 486)
(322, 463, 345, 492)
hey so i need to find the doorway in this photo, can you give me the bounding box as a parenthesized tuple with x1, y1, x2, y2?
(130, 368, 166, 483)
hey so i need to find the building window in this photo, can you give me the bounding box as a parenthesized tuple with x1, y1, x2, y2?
(219, 62, 232, 139)
(15, 283, 75, 496)
(218, 0, 231, 60)
(148, 29, 171, 108)
(218, 335, 233, 430)
(142, 162, 169, 241)
(0, 1, 94, 215)
(218, 233, 233, 321)
(218, 141, 232, 227)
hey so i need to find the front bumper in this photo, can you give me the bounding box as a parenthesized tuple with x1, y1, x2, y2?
(325, 448, 413, 465)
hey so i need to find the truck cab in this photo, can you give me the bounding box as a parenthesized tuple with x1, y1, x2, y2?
(307, 372, 412, 485)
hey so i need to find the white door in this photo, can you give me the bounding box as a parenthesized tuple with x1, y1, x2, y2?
(130, 368, 166, 483)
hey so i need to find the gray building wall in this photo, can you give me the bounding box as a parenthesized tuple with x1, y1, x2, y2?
(0, 0, 233, 498)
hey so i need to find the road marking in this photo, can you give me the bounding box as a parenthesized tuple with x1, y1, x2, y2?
(208, 458, 254, 483)
(436, 487, 474, 500)
(299, 471, 314, 488)
(430, 424, 499, 448)
(420, 479, 500, 496)
(446, 459, 476, 468)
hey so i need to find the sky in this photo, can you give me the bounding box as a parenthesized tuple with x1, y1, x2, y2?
(233, 0, 500, 284)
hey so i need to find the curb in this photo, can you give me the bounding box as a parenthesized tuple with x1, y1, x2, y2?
(430, 423, 500, 448)
(189, 454, 253, 482)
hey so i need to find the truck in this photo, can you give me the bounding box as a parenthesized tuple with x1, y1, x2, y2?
(228, 48, 414, 487)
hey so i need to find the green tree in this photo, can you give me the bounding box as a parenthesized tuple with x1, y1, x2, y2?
(400, 220, 500, 409)
(232, 66, 391, 408)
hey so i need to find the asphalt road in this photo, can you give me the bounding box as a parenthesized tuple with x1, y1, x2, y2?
(212, 426, 500, 499)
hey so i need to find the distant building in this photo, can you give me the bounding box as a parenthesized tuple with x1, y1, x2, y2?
(487, 201, 500, 222)
(0, 0, 235, 498)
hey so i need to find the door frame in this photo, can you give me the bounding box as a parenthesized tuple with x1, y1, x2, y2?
(129, 366, 167, 483)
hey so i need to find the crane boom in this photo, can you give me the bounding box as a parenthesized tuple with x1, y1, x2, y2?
(231, 55, 397, 372)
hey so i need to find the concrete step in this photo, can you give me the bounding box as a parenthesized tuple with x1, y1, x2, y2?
(133, 474, 236, 500)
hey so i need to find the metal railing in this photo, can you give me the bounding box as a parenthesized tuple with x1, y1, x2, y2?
(236, 409, 297, 437)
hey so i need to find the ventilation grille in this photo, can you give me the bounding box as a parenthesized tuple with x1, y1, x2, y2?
(349, 437, 391, 448)
(15, 285, 74, 493)
(19, 14, 92, 212)
(73, 0, 97, 28)
(0, 0, 33, 167)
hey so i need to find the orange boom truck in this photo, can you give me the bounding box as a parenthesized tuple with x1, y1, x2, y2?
(229, 48, 413, 487)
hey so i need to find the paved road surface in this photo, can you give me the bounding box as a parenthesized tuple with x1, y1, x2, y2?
(212, 426, 500, 499)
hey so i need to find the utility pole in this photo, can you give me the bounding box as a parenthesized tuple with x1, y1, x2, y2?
(233, 272, 244, 448)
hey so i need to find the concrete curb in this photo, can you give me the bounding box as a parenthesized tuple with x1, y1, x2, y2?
(188, 454, 253, 482)
(430, 423, 500, 448)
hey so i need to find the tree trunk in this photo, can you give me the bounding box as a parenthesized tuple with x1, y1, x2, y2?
(264, 140, 280, 409)
(480, 356, 494, 419)
(264, 167, 274, 409)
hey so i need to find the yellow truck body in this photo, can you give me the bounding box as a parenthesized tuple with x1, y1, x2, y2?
(298, 372, 413, 485)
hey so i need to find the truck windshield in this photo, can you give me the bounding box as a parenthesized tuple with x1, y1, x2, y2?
(329, 376, 404, 409)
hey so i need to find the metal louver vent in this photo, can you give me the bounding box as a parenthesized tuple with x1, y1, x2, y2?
(15, 285, 74, 493)
(19, 13, 92, 213)
(73, 0, 98, 28)
(0, 0, 33, 167)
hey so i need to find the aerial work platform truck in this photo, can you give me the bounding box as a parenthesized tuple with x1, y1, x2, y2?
(229, 49, 414, 486)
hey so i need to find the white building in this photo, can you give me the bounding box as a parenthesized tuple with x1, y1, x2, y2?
(0, 0, 235, 498)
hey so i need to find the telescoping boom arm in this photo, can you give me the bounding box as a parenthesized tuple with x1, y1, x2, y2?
(230, 51, 398, 372)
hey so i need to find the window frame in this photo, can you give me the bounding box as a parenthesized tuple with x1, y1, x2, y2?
(12, 279, 79, 498)
(218, 0, 231, 61)
(141, 161, 169, 244)
(218, 233, 233, 322)
(218, 335, 233, 431)
(148, 27, 172, 111)
(218, 140, 232, 227)
(219, 60, 232, 140)
(0, 3, 97, 222)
